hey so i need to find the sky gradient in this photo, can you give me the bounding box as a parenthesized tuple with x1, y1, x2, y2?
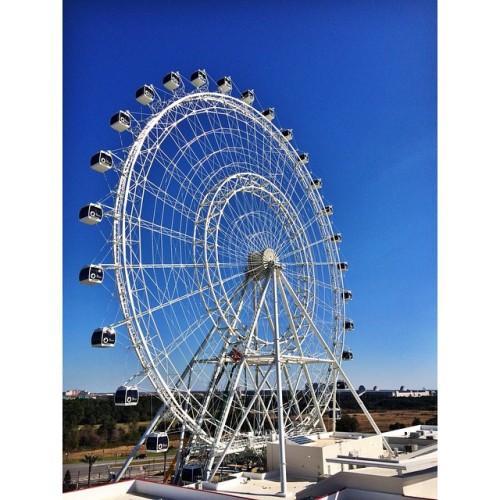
(62, 0, 437, 393)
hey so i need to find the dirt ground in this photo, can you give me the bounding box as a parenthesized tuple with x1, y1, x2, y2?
(347, 409, 437, 433)
(65, 440, 180, 463)
(65, 410, 436, 463)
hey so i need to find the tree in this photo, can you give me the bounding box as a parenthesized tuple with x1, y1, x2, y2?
(82, 454, 99, 487)
(63, 470, 73, 492)
(389, 422, 406, 430)
(336, 415, 360, 432)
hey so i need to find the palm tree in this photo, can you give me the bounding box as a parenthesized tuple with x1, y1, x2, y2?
(82, 454, 99, 487)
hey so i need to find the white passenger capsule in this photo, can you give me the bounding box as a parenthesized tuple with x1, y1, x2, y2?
(90, 150, 113, 173)
(262, 108, 275, 121)
(91, 327, 116, 348)
(79, 265, 104, 285)
(135, 85, 155, 105)
(146, 432, 170, 452)
(163, 71, 181, 90)
(297, 152, 309, 164)
(79, 203, 103, 225)
(344, 319, 355, 331)
(241, 90, 255, 104)
(110, 111, 131, 132)
(217, 76, 232, 93)
(114, 386, 139, 406)
(311, 178, 322, 190)
(337, 262, 348, 272)
(190, 69, 207, 88)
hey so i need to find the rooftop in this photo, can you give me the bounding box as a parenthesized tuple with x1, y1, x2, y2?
(63, 425, 437, 499)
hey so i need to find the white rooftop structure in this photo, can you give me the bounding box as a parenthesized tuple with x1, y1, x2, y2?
(63, 425, 437, 499)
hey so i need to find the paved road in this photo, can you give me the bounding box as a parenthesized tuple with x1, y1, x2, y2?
(62, 458, 169, 485)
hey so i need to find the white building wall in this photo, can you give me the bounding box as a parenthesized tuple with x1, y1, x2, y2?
(267, 434, 385, 478)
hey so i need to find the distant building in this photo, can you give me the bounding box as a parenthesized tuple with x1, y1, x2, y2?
(336, 386, 436, 402)
(63, 389, 95, 399)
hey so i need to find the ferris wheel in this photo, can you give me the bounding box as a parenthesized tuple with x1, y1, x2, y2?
(79, 69, 371, 482)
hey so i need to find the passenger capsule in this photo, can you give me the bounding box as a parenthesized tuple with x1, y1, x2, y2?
(342, 350, 353, 360)
(135, 85, 155, 105)
(281, 129, 293, 141)
(91, 327, 116, 348)
(337, 262, 348, 272)
(241, 90, 255, 104)
(297, 152, 309, 164)
(79, 203, 103, 225)
(331, 233, 342, 243)
(262, 108, 275, 121)
(311, 178, 322, 190)
(79, 265, 104, 285)
(342, 290, 352, 301)
(90, 150, 113, 173)
(114, 385, 139, 406)
(217, 76, 232, 93)
(163, 71, 181, 90)
(344, 320, 355, 331)
(110, 111, 131, 132)
(322, 205, 333, 216)
(328, 408, 342, 420)
(146, 432, 170, 452)
(190, 69, 207, 88)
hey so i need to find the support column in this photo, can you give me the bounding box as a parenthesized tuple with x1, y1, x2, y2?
(272, 266, 287, 497)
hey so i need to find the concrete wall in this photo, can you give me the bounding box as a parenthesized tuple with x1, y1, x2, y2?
(268, 440, 325, 478)
(63, 479, 248, 499)
(267, 434, 385, 478)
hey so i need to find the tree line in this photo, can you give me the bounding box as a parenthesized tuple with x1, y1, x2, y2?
(63, 394, 164, 453)
(338, 394, 437, 412)
(63, 393, 438, 453)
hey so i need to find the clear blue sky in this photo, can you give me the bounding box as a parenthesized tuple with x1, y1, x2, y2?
(62, 0, 437, 393)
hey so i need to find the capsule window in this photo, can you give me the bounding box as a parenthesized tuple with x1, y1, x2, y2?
(110, 111, 131, 132)
(163, 71, 181, 90)
(331, 233, 342, 243)
(322, 206, 333, 216)
(90, 151, 113, 173)
(79, 265, 104, 285)
(337, 262, 348, 272)
(114, 386, 139, 406)
(281, 129, 293, 141)
(135, 85, 155, 105)
(342, 290, 352, 301)
(91, 327, 116, 348)
(342, 350, 353, 360)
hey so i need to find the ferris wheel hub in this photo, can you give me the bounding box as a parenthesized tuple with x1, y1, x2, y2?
(247, 248, 280, 280)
